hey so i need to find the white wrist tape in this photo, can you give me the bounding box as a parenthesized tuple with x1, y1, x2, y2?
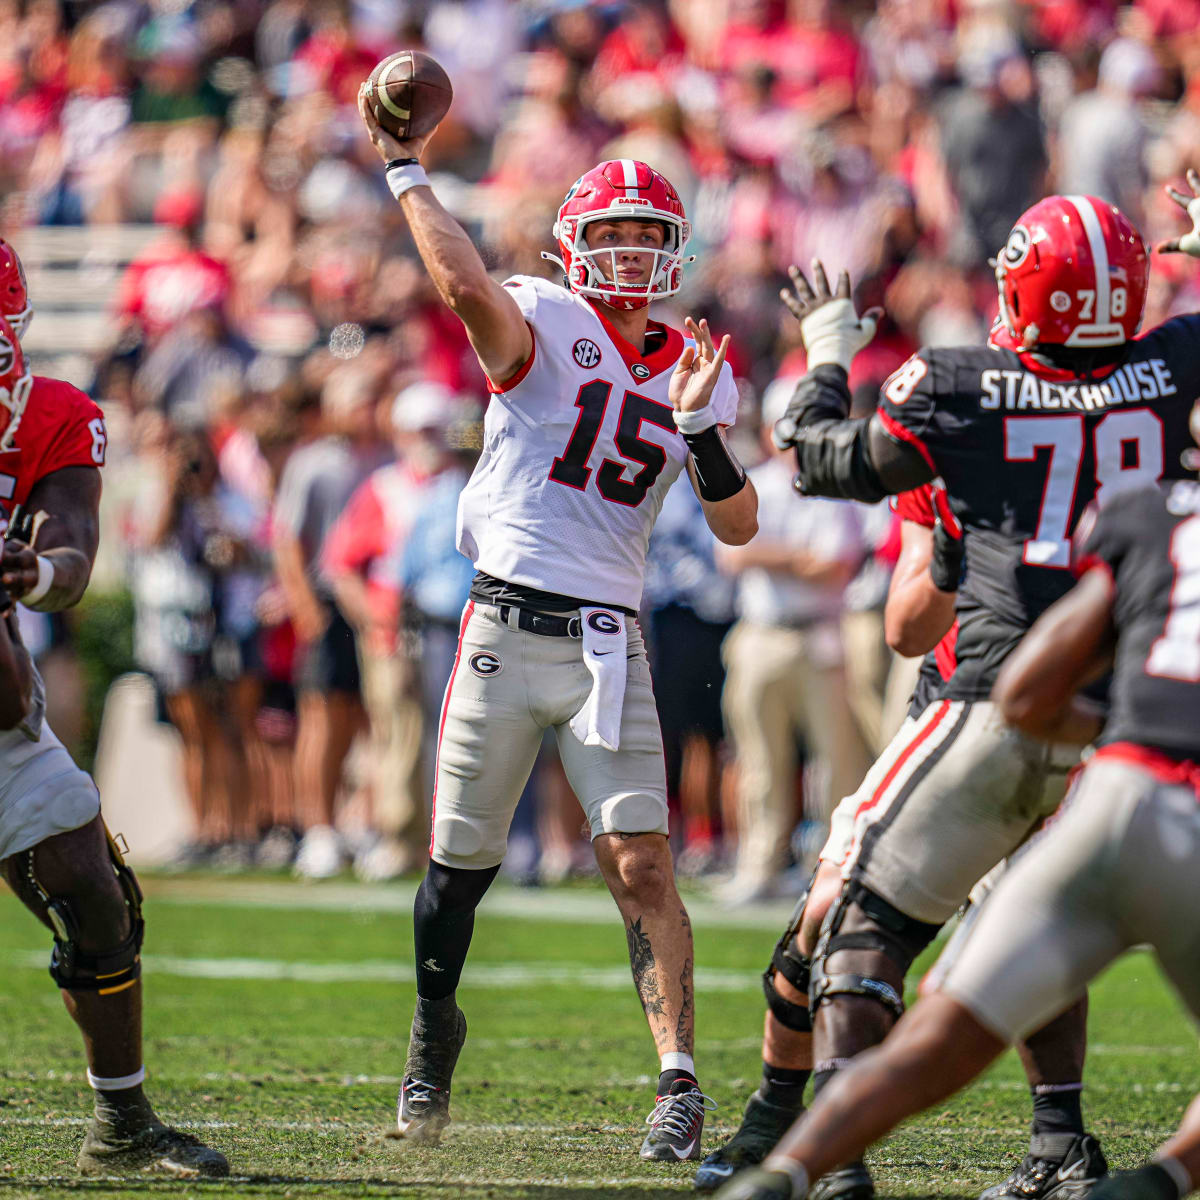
(764, 1156, 811, 1199)
(88, 1066, 146, 1091)
(22, 555, 53, 607)
(1179, 197, 1200, 257)
(673, 404, 717, 435)
(386, 162, 429, 200)
(800, 298, 878, 373)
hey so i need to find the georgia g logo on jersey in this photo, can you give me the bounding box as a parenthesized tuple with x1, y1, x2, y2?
(0, 333, 13, 376)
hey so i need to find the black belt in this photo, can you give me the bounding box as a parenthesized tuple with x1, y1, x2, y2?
(495, 603, 582, 639)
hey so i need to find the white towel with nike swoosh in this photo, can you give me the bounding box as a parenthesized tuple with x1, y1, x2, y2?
(569, 607, 627, 751)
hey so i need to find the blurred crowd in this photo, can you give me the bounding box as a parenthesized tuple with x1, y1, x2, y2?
(2, 0, 1199, 894)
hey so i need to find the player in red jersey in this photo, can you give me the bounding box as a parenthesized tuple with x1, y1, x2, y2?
(0, 308, 228, 1177)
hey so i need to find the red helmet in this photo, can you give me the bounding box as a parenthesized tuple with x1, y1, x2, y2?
(0, 316, 32, 453)
(991, 195, 1148, 352)
(543, 159, 693, 311)
(0, 239, 31, 339)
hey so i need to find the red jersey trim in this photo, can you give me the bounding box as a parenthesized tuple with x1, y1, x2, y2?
(485, 323, 537, 394)
(1070, 554, 1115, 586)
(586, 300, 685, 382)
(934, 620, 958, 681)
(877, 409, 936, 474)
(1093, 742, 1200, 796)
(893, 485, 935, 527)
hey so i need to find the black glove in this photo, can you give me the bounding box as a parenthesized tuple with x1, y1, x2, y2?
(928, 484, 964, 594)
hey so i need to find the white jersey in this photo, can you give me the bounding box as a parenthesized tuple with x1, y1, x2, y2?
(457, 275, 739, 610)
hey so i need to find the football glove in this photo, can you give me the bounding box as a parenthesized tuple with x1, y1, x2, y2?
(780, 261, 881, 374)
(929, 482, 964, 594)
(1159, 169, 1200, 258)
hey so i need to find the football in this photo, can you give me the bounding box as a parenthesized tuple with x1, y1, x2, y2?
(363, 50, 453, 142)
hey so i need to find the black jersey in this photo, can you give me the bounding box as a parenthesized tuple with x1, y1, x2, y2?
(791, 314, 1200, 701)
(1079, 479, 1200, 762)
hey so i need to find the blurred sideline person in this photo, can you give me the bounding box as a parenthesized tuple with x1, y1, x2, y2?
(732, 188, 1200, 1200)
(0, 291, 226, 1177)
(132, 427, 256, 862)
(717, 453, 1200, 1200)
(272, 367, 386, 878)
(643, 475, 736, 876)
(324, 383, 463, 880)
(715, 384, 871, 906)
(361, 84, 757, 1159)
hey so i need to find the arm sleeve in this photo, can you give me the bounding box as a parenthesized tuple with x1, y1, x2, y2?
(782, 364, 935, 502)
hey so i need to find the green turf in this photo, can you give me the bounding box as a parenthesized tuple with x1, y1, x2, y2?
(1, 875, 1197, 1199)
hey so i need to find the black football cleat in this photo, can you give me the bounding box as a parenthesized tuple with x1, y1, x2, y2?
(395, 1001, 467, 1144)
(808, 1162, 875, 1200)
(77, 1119, 229, 1178)
(695, 1088, 803, 1191)
(980, 1133, 1108, 1200)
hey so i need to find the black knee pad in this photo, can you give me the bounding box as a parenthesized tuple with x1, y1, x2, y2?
(762, 890, 813, 1033)
(808, 880, 940, 1021)
(29, 828, 145, 994)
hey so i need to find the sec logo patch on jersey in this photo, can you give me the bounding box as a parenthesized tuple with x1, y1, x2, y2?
(573, 338, 602, 368)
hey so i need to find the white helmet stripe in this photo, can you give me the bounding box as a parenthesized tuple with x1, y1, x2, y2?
(620, 158, 639, 193)
(1065, 195, 1110, 324)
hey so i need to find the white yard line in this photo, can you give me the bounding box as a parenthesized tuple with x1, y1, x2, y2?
(6, 949, 759, 991)
(138, 877, 798, 930)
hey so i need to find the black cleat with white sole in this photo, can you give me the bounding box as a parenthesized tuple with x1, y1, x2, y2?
(395, 1000, 467, 1144)
(980, 1133, 1108, 1200)
(641, 1080, 718, 1161)
(695, 1088, 802, 1191)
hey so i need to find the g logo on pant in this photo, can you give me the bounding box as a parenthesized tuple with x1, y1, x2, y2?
(469, 651, 503, 677)
(586, 610, 621, 635)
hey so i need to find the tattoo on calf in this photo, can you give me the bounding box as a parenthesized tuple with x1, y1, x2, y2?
(676, 955, 694, 1048)
(625, 916, 667, 1019)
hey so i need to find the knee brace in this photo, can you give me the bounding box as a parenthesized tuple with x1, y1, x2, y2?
(762, 891, 813, 1033)
(23, 828, 145, 995)
(809, 879, 940, 1021)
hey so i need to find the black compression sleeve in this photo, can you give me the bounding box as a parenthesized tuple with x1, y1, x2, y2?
(683, 425, 747, 501)
(780, 366, 933, 501)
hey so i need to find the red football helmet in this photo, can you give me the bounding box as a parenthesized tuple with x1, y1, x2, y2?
(0, 315, 31, 453)
(543, 159, 693, 311)
(991, 195, 1148, 351)
(0, 239, 31, 339)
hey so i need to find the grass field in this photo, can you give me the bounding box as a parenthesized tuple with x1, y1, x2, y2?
(1, 874, 1197, 1200)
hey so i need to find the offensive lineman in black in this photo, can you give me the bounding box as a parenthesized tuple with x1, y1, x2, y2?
(711, 438, 1200, 1200)
(699, 183, 1200, 1200)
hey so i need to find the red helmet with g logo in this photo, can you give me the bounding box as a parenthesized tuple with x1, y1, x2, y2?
(0, 239, 31, 340)
(543, 159, 693, 312)
(991, 195, 1148, 352)
(0, 315, 32, 453)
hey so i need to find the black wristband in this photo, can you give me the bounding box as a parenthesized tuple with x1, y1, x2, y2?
(682, 425, 747, 502)
(930, 521, 964, 592)
(384, 157, 420, 171)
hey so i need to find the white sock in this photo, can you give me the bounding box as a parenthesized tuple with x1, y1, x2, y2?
(87, 1067, 145, 1091)
(660, 1052, 696, 1079)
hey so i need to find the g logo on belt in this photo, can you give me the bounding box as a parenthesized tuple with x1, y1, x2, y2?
(469, 651, 503, 677)
(586, 610, 621, 635)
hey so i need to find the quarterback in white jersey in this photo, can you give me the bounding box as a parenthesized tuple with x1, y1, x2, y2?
(361, 85, 757, 1163)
